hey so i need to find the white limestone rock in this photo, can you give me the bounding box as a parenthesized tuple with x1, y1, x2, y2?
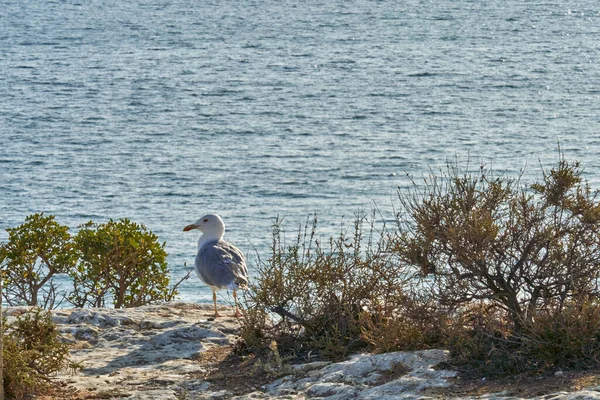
(47, 302, 240, 399)
(265, 349, 456, 399)
(6, 303, 600, 399)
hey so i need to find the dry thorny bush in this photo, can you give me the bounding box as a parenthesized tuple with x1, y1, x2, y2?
(241, 157, 600, 377)
(2, 308, 80, 399)
(395, 157, 600, 375)
(396, 158, 600, 331)
(240, 212, 431, 362)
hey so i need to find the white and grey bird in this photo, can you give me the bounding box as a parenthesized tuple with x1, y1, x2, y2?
(183, 214, 248, 318)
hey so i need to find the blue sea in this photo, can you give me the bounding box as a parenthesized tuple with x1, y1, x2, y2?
(1, 0, 599, 305)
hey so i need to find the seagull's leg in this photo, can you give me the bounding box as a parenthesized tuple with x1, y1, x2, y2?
(232, 289, 242, 318)
(213, 289, 221, 318)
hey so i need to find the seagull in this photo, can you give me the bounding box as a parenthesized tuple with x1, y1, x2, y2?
(183, 213, 248, 318)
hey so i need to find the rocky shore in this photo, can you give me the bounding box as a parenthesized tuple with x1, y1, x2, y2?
(7, 302, 600, 399)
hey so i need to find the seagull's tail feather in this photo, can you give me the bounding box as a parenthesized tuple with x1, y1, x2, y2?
(235, 277, 249, 290)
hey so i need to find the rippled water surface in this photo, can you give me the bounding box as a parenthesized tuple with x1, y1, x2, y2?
(1, 0, 599, 304)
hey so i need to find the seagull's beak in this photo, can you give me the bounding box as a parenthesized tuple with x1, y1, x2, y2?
(183, 224, 197, 232)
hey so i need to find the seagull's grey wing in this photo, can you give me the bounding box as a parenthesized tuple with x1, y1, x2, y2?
(216, 240, 248, 287)
(195, 240, 248, 289)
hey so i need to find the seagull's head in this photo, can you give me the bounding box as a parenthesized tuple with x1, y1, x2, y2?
(183, 213, 225, 237)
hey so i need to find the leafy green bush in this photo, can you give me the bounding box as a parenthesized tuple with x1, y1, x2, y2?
(1, 215, 187, 310)
(2, 309, 78, 399)
(0, 213, 77, 309)
(70, 218, 182, 308)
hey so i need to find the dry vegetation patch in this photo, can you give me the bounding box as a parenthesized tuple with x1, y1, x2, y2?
(427, 368, 600, 398)
(241, 157, 600, 380)
(192, 344, 276, 395)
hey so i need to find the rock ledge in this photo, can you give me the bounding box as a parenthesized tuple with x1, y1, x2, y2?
(16, 303, 600, 399)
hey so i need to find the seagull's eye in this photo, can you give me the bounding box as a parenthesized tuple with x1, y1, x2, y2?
(203, 219, 209, 222)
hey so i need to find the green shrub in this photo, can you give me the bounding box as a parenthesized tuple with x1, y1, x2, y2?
(0, 213, 77, 309)
(69, 218, 182, 308)
(2, 308, 78, 399)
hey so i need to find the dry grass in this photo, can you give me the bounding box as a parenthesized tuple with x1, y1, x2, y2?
(241, 213, 420, 361)
(427, 368, 600, 398)
(192, 345, 275, 395)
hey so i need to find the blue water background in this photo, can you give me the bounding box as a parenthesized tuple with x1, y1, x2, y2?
(1, 0, 599, 305)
